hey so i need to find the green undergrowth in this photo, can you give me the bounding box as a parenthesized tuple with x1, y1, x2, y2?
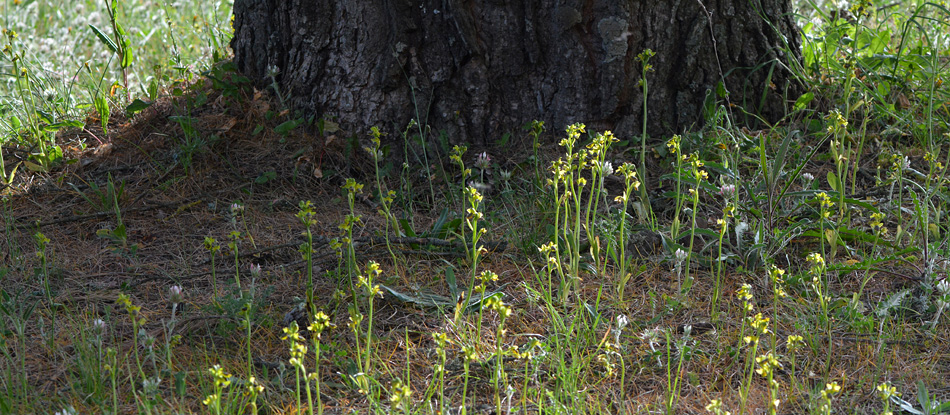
(0, 0, 232, 183)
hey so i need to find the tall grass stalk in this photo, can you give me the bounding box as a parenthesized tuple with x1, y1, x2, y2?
(0, 292, 35, 404)
(614, 163, 641, 300)
(105, 347, 119, 415)
(227, 230, 242, 292)
(664, 327, 689, 415)
(117, 293, 151, 415)
(203, 237, 221, 303)
(297, 201, 317, 309)
(354, 261, 383, 397)
(528, 120, 545, 189)
(341, 179, 364, 294)
(681, 153, 708, 295)
(450, 144, 470, 251)
(486, 296, 512, 414)
(34, 232, 52, 303)
(806, 252, 833, 375)
(786, 334, 804, 397)
(637, 49, 657, 228)
(164, 285, 182, 393)
(668, 136, 685, 242)
(584, 131, 617, 276)
(239, 288, 254, 381)
(712, 201, 735, 319)
(366, 127, 400, 265)
(281, 322, 312, 415)
(739, 313, 768, 415)
(432, 333, 450, 415)
(463, 186, 487, 297)
(308, 311, 333, 415)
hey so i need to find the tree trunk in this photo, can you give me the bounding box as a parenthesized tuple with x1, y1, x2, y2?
(231, 0, 802, 145)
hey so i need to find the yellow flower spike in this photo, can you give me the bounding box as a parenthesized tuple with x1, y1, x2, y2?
(202, 394, 217, 406)
(716, 218, 726, 229)
(737, 284, 753, 302)
(807, 252, 826, 273)
(667, 135, 681, 154)
(877, 383, 899, 399)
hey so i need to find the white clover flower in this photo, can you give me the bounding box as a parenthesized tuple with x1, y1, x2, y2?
(142, 376, 162, 394)
(169, 285, 183, 304)
(718, 184, 736, 197)
(614, 314, 629, 344)
(937, 280, 950, 309)
(616, 314, 629, 331)
(937, 279, 949, 295)
(675, 248, 688, 264)
(474, 152, 491, 170)
(899, 156, 911, 170)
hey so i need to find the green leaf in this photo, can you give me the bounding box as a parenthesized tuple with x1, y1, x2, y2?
(23, 161, 45, 172)
(769, 131, 796, 189)
(147, 79, 158, 101)
(676, 227, 719, 241)
(321, 120, 340, 134)
(869, 30, 890, 55)
(702, 160, 736, 179)
(37, 111, 54, 124)
(121, 45, 133, 69)
(379, 284, 452, 308)
(116, 21, 128, 38)
(827, 171, 839, 193)
(125, 99, 152, 116)
(42, 120, 84, 132)
(94, 94, 110, 134)
(399, 219, 417, 238)
(715, 80, 728, 98)
(875, 289, 910, 317)
(444, 266, 458, 299)
(113, 223, 127, 239)
(274, 118, 302, 135)
(793, 92, 814, 111)
(4, 161, 20, 184)
(917, 381, 930, 414)
(464, 291, 505, 313)
(933, 400, 950, 413)
(254, 171, 276, 184)
(426, 209, 451, 238)
(89, 24, 118, 53)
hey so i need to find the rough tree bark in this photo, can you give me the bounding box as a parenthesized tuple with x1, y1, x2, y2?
(231, 0, 802, 144)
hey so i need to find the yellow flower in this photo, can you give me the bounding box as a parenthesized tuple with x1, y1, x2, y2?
(667, 135, 681, 154)
(737, 284, 753, 302)
(877, 383, 899, 399)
